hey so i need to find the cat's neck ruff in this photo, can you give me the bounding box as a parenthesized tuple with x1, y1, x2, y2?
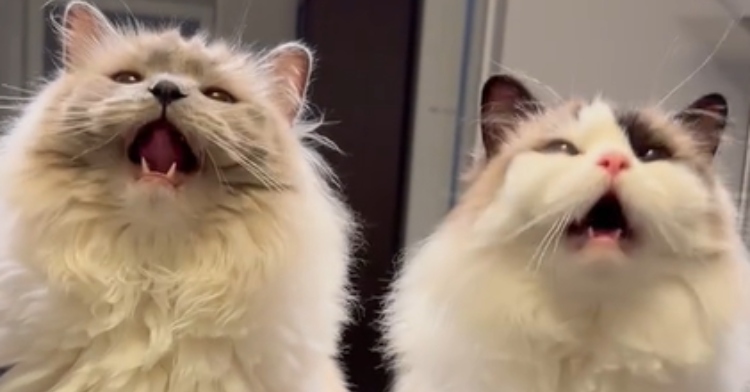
(389, 225, 750, 392)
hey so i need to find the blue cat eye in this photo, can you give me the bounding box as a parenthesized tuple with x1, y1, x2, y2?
(539, 139, 580, 155)
(636, 146, 672, 162)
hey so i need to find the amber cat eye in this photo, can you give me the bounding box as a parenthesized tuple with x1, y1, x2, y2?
(110, 71, 143, 84)
(202, 87, 237, 103)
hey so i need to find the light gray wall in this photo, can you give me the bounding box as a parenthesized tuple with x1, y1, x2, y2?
(0, 1, 27, 119)
(497, 0, 750, 226)
(0, 0, 298, 99)
(403, 0, 487, 246)
(404, 0, 509, 246)
(497, 0, 750, 187)
(405, 0, 750, 245)
(215, 0, 297, 46)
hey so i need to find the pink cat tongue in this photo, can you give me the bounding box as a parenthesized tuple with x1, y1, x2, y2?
(139, 127, 181, 174)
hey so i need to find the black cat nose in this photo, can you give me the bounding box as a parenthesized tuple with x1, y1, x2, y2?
(148, 80, 187, 106)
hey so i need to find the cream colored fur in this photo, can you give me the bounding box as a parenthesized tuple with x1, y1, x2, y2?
(385, 98, 750, 392)
(0, 2, 353, 391)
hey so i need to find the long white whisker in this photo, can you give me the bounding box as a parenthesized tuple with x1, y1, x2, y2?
(658, 19, 735, 106)
(649, 35, 680, 102)
(495, 63, 563, 103)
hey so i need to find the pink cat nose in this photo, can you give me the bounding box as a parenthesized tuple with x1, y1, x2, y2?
(597, 152, 630, 177)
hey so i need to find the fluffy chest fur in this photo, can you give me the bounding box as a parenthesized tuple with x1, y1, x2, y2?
(0, 2, 353, 391)
(0, 179, 350, 392)
(388, 238, 750, 392)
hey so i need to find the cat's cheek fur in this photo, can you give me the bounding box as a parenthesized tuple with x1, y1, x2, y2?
(478, 154, 604, 245)
(620, 163, 716, 247)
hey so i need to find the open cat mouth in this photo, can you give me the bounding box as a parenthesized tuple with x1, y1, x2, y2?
(567, 193, 633, 244)
(127, 119, 199, 185)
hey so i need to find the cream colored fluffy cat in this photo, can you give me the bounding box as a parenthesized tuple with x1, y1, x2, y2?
(0, 2, 353, 391)
(385, 75, 750, 392)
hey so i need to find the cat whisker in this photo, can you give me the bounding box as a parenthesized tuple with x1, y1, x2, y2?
(657, 18, 735, 107)
(547, 213, 571, 264)
(495, 64, 564, 104)
(648, 34, 681, 103)
(205, 151, 226, 182)
(0, 96, 34, 102)
(528, 215, 569, 274)
(0, 83, 37, 95)
(500, 203, 572, 243)
(69, 127, 128, 161)
(201, 128, 285, 191)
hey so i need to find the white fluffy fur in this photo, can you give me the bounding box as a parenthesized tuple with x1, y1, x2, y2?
(385, 100, 750, 392)
(0, 2, 353, 391)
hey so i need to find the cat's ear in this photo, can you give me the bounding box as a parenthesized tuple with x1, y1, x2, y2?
(265, 42, 314, 121)
(480, 75, 541, 158)
(674, 93, 728, 156)
(61, 1, 116, 69)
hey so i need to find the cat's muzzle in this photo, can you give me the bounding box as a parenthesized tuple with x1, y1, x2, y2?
(126, 118, 199, 187)
(566, 192, 634, 246)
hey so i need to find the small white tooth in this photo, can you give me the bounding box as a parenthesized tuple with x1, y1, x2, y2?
(166, 162, 177, 179)
(587, 227, 595, 237)
(140, 157, 151, 173)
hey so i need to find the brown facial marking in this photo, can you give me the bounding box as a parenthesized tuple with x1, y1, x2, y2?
(616, 111, 674, 161)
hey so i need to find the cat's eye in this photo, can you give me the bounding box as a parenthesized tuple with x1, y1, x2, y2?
(636, 146, 672, 162)
(111, 71, 143, 84)
(539, 139, 580, 155)
(203, 87, 237, 103)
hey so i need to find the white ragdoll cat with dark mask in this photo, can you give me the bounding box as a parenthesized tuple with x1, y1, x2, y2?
(0, 2, 353, 391)
(385, 75, 750, 392)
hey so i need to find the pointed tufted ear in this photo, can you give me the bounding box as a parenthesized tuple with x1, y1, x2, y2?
(60, 1, 117, 70)
(480, 75, 542, 158)
(674, 93, 728, 156)
(265, 42, 314, 122)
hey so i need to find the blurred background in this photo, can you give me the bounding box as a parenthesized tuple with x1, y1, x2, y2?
(1, 0, 750, 391)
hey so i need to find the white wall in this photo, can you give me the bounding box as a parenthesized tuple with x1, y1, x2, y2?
(405, 0, 750, 245)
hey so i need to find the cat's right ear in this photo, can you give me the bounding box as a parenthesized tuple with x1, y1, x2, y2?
(480, 75, 540, 158)
(674, 93, 728, 156)
(264, 42, 314, 122)
(61, 1, 116, 69)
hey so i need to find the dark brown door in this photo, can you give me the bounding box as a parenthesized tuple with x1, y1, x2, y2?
(298, 1, 422, 391)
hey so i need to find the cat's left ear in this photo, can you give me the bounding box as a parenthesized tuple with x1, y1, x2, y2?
(265, 42, 314, 121)
(675, 93, 728, 156)
(480, 75, 541, 158)
(61, 1, 117, 69)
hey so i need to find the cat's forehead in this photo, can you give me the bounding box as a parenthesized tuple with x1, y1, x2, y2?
(572, 100, 623, 139)
(559, 100, 672, 146)
(111, 30, 248, 77)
